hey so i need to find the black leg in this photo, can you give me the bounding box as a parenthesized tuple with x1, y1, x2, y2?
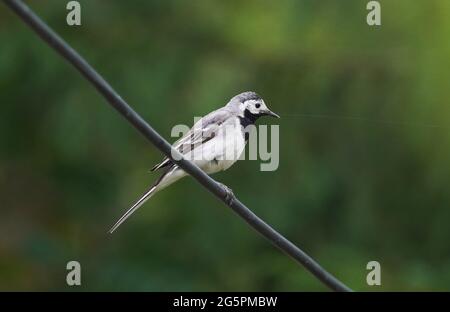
(218, 182, 234, 205)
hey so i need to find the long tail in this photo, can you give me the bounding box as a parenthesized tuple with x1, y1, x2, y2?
(108, 167, 175, 234)
(108, 185, 158, 234)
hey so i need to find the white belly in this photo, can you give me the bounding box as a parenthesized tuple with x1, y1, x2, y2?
(187, 121, 246, 174)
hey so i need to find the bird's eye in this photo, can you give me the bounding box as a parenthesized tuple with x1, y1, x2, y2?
(255, 103, 261, 108)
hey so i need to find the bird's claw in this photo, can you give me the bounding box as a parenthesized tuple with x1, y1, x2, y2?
(218, 182, 234, 205)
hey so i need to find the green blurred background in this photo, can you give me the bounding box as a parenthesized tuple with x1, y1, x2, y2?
(1, 0, 450, 291)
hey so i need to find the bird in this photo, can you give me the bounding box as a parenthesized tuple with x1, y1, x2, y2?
(109, 91, 280, 233)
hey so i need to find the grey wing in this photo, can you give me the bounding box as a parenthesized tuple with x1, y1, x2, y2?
(150, 109, 232, 171)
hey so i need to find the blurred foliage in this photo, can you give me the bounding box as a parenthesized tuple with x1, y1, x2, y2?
(1, 0, 450, 291)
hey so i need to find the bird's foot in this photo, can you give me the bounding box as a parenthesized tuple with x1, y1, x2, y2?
(218, 182, 234, 205)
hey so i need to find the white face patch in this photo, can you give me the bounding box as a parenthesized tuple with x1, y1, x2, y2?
(244, 99, 267, 115)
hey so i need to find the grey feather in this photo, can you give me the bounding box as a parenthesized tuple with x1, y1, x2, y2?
(151, 109, 233, 171)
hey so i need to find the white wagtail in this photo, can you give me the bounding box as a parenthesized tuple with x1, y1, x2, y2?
(109, 91, 280, 233)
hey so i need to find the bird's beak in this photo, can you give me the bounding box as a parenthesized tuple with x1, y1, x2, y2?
(263, 109, 280, 118)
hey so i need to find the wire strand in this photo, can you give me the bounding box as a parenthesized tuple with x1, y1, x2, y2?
(3, 0, 352, 292)
(280, 113, 446, 129)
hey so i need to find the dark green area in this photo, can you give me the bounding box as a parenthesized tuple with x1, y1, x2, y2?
(1, 0, 449, 291)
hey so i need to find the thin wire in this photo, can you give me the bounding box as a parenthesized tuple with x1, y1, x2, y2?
(281, 113, 446, 129)
(3, 0, 352, 292)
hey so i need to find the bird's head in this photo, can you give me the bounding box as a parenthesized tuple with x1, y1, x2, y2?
(228, 91, 280, 119)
